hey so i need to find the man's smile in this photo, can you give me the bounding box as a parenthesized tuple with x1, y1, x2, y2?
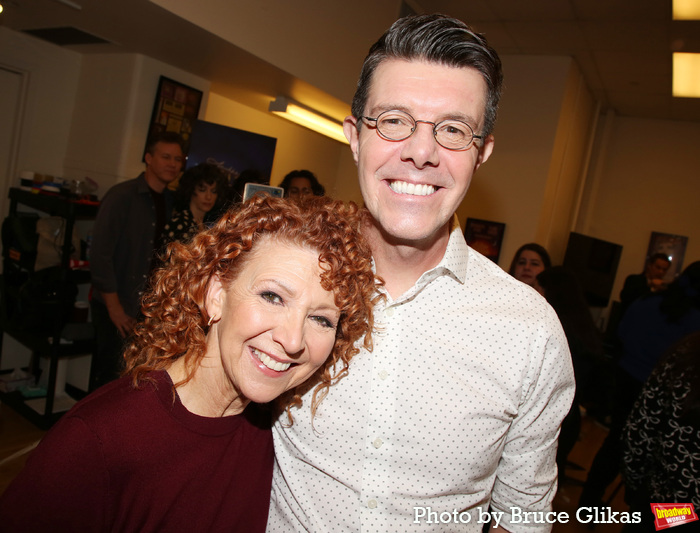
(387, 180, 438, 196)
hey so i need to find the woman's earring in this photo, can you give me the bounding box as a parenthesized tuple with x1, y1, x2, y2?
(207, 315, 216, 327)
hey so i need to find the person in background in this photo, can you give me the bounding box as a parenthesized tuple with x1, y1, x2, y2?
(535, 267, 604, 483)
(621, 331, 700, 532)
(508, 242, 552, 287)
(89, 131, 184, 391)
(269, 14, 574, 532)
(0, 196, 378, 533)
(162, 162, 230, 246)
(579, 260, 700, 511)
(279, 169, 325, 199)
(619, 252, 672, 318)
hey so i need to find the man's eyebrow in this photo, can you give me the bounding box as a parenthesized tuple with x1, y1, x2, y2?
(367, 104, 480, 127)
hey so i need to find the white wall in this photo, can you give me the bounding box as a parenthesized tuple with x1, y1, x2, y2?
(0, 27, 81, 182)
(577, 114, 700, 308)
(0, 28, 82, 370)
(457, 55, 574, 268)
(151, 0, 402, 104)
(64, 53, 211, 195)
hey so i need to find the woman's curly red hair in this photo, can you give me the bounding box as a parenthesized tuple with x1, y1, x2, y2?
(123, 195, 379, 423)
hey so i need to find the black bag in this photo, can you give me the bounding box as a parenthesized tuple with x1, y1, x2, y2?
(14, 267, 78, 336)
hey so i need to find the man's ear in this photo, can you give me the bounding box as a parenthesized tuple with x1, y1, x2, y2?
(474, 134, 495, 171)
(144, 152, 153, 168)
(204, 274, 225, 323)
(343, 116, 360, 165)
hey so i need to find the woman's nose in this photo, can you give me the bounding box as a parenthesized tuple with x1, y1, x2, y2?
(273, 314, 306, 355)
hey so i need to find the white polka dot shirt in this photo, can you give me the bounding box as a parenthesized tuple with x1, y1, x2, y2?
(268, 221, 575, 532)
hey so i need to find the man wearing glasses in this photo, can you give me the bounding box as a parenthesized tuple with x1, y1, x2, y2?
(269, 14, 574, 532)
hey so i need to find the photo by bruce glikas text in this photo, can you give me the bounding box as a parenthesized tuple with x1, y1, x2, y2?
(413, 506, 642, 527)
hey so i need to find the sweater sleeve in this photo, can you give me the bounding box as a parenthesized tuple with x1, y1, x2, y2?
(0, 415, 109, 533)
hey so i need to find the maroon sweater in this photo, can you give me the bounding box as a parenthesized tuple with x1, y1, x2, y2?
(0, 371, 273, 532)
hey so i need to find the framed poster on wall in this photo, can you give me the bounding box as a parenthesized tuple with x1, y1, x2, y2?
(186, 119, 277, 190)
(144, 76, 203, 159)
(464, 218, 506, 263)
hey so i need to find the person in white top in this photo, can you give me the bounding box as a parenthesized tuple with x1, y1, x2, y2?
(268, 14, 575, 533)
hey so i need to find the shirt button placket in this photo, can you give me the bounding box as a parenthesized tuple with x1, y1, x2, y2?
(360, 302, 398, 527)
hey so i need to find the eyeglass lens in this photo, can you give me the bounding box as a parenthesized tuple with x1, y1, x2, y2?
(373, 110, 476, 150)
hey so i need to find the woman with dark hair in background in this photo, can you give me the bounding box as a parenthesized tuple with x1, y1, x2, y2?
(0, 196, 378, 533)
(535, 266, 603, 481)
(509, 242, 552, 287)
(279, 169, 325, 199)
(162, 162, 230, 245)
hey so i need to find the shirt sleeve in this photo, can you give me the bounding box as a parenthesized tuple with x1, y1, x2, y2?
(0, 415, 109, 532)
(90, 188, 127, 295)
(489, 312, 576, 532)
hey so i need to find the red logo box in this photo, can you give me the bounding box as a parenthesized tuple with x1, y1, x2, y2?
(651, 503, 698, 530)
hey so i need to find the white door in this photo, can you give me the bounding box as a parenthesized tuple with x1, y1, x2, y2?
(0, 65, 25, 223)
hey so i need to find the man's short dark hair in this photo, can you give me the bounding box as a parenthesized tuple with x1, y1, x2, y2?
(145, 131, 185, 156)
(351, 13, 503, 138)
(648, 252, 671, 265)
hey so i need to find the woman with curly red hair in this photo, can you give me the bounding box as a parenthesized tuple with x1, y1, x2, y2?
(0, 196, 378, 533)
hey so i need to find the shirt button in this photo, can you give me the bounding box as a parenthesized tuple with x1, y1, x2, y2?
(368, 499, 377, 509)
(385, 307, 395, 318)
(373, 438, 383, 449)
(378, 370, 388, 380)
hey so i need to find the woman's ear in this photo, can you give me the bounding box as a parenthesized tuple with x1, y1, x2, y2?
(204, 274, 225, 323)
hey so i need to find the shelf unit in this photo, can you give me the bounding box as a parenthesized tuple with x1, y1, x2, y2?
(0, 187, 99, 428)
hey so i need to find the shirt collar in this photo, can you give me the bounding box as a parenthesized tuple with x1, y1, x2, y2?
(434, 215, 469, 284)
(136, 172, 151, 194)
(385, 216, 469, 305)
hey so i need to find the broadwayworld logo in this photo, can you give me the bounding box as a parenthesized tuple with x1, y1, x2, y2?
(651, 503, 698, 530)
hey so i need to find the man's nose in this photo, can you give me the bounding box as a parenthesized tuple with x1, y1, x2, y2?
(400, 122, 440, 169)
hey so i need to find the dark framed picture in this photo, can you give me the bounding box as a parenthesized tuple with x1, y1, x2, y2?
(646, 231, 688, 283)
(186, 120, 278, 189)
(144, 76, 203, 159)
(464, 218, 506, 263)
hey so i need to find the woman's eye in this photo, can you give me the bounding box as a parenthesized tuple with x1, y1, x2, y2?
(310, 315, 335, 329)
(261, 291, 283, 305)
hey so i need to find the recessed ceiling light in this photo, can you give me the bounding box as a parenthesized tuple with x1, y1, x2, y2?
(673, 53, 700, 97)
(673, 0, 700, 20)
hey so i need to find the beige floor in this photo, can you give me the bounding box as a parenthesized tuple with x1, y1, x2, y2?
(0, 403, 629, 531)
(0, 403, 45, 496)
(553, 415, 628, 532)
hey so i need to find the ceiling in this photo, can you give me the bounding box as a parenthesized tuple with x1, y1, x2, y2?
(2, 0, 700, 123)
